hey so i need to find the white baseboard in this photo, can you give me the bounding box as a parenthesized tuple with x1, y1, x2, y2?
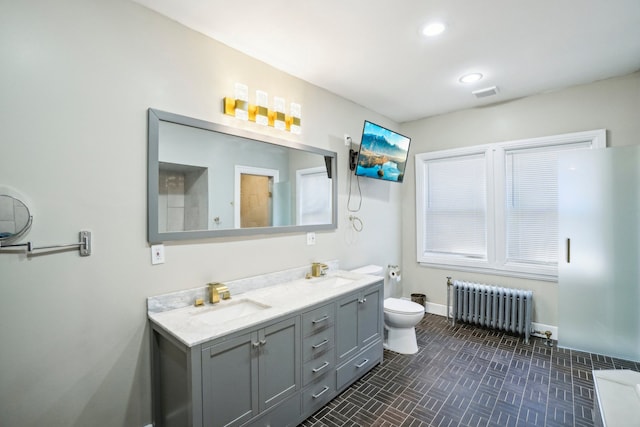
(531, 322, 559, 341)
(403, 298, 559, 341)
(425, 301, 448, 317)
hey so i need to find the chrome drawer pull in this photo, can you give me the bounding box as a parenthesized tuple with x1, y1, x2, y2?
(312, 315, 329, 324)
(312, 339, 329, 349)
(251, 341, 260, 348)
(355, 358, 369, 368)
(312, 386, 329, 399)
(259, 339, 266, 346)
(358, 298, 367, 304)
(312, 361, 330, 373)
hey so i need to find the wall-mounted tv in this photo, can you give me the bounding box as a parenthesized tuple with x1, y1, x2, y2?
(354, 120, 411, 183)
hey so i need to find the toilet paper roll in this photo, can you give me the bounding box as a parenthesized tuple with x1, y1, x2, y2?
(389, 269, 401, 282)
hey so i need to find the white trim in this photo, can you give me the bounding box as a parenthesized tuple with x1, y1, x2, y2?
(234, 165, 279, 228)
(531, 322, 559, 341)
(493, 128, 606, 151)
(418, 261, 557, 282)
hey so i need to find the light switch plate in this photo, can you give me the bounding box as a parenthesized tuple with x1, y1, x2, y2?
(306, 232, 316, 245)
(151, 244, 165, 264)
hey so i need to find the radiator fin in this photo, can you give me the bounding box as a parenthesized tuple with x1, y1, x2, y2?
(452, 281, 533, 344)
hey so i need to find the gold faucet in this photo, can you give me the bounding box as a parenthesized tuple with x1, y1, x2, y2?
(311, 262, 329, 277)
(208, 282, 231, 304)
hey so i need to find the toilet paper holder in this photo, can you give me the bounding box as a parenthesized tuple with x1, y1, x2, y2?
(388, 264, 401, 280)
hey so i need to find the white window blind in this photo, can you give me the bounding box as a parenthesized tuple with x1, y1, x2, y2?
(416, 129, 606, 280)
(504, 142, 590, 266)
(425, 154, 487, 258)
(296, 167, 332, 225)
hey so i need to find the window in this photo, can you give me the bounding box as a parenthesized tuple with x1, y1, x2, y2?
(415, 129, 606, 280)
(296, 167, 332, 225)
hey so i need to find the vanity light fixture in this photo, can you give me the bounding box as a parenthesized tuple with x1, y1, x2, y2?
(255, 90, 269, 126)
(289, 102, 301, 134)
(459, 72, 483, 84)
(273, 97, 286, 131)
(422, 22, 446, 37)
(234, 83, 249, 121)
(223, 85, 301, 133)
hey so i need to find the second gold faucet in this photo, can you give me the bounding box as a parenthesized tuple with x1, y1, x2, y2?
(311, 262, 328, 277)
(208, 282, 231, 304)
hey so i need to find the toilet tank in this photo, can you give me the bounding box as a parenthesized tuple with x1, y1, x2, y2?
(351, 264, 396, 299)
(350, 265, 384, 277)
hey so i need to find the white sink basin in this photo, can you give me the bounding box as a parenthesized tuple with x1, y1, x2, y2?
(192, 298, 271, 325)
(311, 275, 356, 287)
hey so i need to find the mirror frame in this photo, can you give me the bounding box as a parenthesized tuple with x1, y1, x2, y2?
(148, 108, 338, 243)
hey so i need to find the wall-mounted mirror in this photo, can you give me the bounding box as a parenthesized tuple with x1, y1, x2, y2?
(0, 194, 32, 242)
(148, 109, 338, 242)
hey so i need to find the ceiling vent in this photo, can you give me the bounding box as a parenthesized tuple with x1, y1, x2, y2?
(472, 86, 499, 98)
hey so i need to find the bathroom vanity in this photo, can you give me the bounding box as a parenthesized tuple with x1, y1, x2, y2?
(148, 268, 383, 427)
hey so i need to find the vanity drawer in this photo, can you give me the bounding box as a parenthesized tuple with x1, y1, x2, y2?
(302, 327, 334, 362)
(336, 341, 383, 391)
(302, 303, 335, 337)
(303, 352, 335, 386)
(302, 374, 336, 415)
(243, 393, 301, 427)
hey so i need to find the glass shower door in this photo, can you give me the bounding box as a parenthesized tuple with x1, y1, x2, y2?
(558, 145, 640, 361)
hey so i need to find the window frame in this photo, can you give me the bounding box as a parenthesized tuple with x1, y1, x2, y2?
(415, 129, 606, 281)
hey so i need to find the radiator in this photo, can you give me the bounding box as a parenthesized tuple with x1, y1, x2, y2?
(450, 280, 533, 344)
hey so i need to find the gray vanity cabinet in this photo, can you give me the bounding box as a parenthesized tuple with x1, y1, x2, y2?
(336, 285, 383, 364)
(202, 316, 301, 427)
(202, 332, 258, 427)
(150, 279, 383, 427)
(301, 303, 336, 415)
(335, 284, 383, 391)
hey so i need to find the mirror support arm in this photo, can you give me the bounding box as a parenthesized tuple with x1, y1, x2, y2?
(0, 230, 92, 256)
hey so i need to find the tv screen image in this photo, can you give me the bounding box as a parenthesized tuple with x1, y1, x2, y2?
(355, 120, 411, 183)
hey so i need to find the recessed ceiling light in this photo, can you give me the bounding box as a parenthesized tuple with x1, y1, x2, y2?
(459, 73, 483, 84)
(422, 22, 446, 37)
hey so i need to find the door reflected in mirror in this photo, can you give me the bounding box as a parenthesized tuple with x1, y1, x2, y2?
(240, 173, 272, 228)
(148, 109, 337, 242)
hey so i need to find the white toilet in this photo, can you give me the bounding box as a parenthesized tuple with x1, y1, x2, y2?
(350, 265, 425, 354)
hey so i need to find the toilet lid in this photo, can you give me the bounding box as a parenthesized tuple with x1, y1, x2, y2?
(384, 298, 424, 314)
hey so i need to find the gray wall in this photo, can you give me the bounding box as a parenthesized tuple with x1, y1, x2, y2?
(399, 71, 640, 328)
(0, 1, 403, 426)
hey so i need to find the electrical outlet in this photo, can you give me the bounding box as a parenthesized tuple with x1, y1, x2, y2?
(151, 244, 165, 264)
(344, 134, 352, 146)
(306, 232, 316, 245)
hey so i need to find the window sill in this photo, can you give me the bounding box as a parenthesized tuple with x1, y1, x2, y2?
(418, 261, 558, 283)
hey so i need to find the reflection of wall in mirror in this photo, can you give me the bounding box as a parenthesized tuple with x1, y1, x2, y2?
(158, 164, 208, 232)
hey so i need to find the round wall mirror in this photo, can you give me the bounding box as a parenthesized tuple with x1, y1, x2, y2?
(0, 194, 33, 242)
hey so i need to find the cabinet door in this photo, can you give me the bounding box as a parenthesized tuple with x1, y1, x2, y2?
(259, 316, 301, 411)
(336, 294, 359, 364)
(358, 285, 382, 348)
(203, 332, 258, 427)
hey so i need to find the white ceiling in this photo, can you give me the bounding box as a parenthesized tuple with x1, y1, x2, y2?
(133, 0, 640, 123)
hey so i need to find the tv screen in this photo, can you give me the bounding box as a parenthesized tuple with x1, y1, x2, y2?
(355, 120, 411, 183)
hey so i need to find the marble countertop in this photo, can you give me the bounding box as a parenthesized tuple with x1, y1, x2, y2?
(148, 269, 381, 347)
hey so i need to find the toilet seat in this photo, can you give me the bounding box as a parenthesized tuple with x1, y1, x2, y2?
(384, 297, 424, 315)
